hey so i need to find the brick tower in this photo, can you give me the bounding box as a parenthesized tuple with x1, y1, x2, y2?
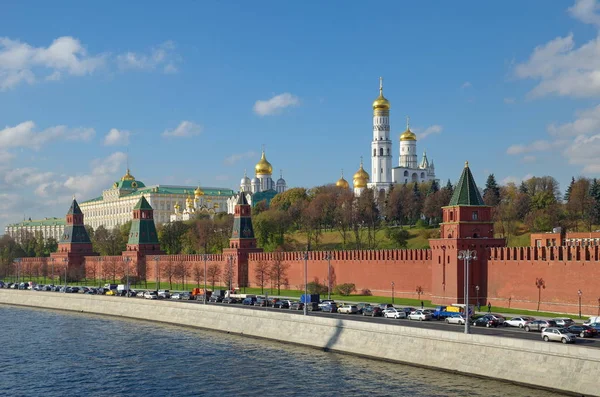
(123, 195, 163, 281)
(223, 193, 262, 288)
(51, 198, 98, 280)
(429, 162, 505, 305)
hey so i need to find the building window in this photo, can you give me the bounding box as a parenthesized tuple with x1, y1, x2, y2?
(472, 211, 478, 220)
(450, 211, 454, 221)
(373, 149, 376, 156)
(380, 148, 383, 156)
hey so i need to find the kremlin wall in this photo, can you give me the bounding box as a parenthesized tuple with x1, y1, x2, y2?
(14, 162, 600, 317)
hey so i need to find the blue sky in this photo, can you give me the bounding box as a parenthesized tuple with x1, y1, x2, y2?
(1, 0, 600, 229)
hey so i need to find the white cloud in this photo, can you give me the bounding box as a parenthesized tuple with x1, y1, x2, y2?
(568, 0, 600, 26)
(0, 121, 95, 150)
(563, 134, 600, 173)
(253, 93, 300, 116)
(215, 175, 230, 181)
(224, 151, 257, 166)
(506, 140, 559, 155)
(419, 125, 443, 139)
(104, 128, 130, 146)
(117, 41, 179, 73)
(501, 174, 534, 185)
(63, 152, 127, 197)
(461, 82, 472, 89)
(522, 155, 537, 163)
(547, 104, 600, 136)
(0, 36, 106, 90)
(504, 97, 516, 104)
(4, 167, 54, 186)
(162, 120, 202, 138)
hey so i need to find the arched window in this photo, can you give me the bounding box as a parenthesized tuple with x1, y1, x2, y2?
(373, 149, 376, 156)
(403, 170, 409, 177)
(421, 172, 425, 179)
(379, 148, 383, 156)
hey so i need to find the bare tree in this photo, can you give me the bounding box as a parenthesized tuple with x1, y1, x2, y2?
(173, 260, 189, 290)
(162, 257, 177, 289)
(535, 278, 546, 311)
(222, 258, 235, 291)
(254, 260, 270, 294)
(192, 262, 203, 287)
(103, 257, 119, 283)
(270, 251, 290, 295)
(207, 263, 222, 290)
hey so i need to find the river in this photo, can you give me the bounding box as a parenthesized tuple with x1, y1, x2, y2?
(0, 305, 558, 396)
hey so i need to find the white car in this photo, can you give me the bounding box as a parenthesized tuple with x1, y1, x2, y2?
(157, 290, 170, 299)
(384, 308, 407, 319)
(541, 327, 577, 344)
(445, 314, 466, 325)
(337, 304, 359, 314)
(408, 310, 432, 321)
(553, 318, 575, 327)
(170, 293, 182, 300)
(504, 316, 535, 328)
(144, 291, 158, 300)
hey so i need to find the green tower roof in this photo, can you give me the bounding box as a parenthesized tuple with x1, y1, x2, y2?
(133, 195, 152, 210)
(67, 199, 83, 215)
(448, 162, 485, 206)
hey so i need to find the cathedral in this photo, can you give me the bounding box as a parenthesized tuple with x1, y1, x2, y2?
(227, 150, 287, 214)
(338, 78, 437, 196)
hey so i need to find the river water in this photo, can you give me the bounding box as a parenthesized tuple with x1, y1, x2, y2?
(0, 305, 559, 396)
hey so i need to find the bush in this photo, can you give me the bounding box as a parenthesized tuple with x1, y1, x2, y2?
(307, 279, 328, 294)
(360, 288, 372, 296)
(334, 283, 356, 296)
(415, 219, 429, 228)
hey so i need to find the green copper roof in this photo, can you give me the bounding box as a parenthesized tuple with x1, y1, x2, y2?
(6, 217, 65, 227)
(81, 185, 235, 205)
(251, 189, 278, 208)
(448, 163, 485, 206)
(59, 225, 92, 244)
(114, 179, 146, 190)
(67, 199, 83, 215)
(133, 196, 152, 210)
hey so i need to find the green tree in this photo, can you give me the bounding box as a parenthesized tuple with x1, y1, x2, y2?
(564, 176, 575, 202)
(385, 227, 410, 248)
(483, 174, 501, 207)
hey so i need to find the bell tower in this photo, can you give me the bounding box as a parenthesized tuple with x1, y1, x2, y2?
(429, 162, 505, 306)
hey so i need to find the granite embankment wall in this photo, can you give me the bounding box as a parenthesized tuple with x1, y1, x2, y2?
(1, 290, 598, 396)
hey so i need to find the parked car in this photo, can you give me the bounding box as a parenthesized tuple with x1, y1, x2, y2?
(136, 291, 146, 298)
(584, 316, 600, 325)
(401, 307, 416, 317)
(524, 320, 558, 332)
(171, 293, 183, 300)
(472, 316, 500, 328)
(504, 316, 535, 328)
(242, 297, 257, 305)
(338, 304, 359, 314)
(384, 308, 407, 319)
(541, 327, 577, 344)
(445, 313, 466, 325)
(209, 295, 223, 303)
(106, 289, 117, 296)
(157, 290, 170, 299)
(144, 291, 158, 300)
(254, 297, 267, 307)
(356, 303, 371, 314)
(378, 303, 394, 312)
(487, 314, 506, 324)
(362, 306, 383, 317)
(408, 310, 432, 321)
(273, 300, 290, 309)
(552, 318, 575, 327)
(567, 325, 597, 338)
(289, 301, 304, 311)
(222, 297, 240, 304)
(320, 303, 337, 313)
(588, 322, 600, 332)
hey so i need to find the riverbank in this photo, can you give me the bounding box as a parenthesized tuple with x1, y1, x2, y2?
(1, 290, 598, 396)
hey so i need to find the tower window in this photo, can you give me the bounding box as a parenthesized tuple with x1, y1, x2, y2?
(373, 149, 376, 156)
(450, 211, 454, 221)
(472, 211, 478, 220)
(387, 148, 390, 155)
(379, 148, 383, 156)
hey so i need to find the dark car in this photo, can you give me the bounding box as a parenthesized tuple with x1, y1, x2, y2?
(472, 316, 500, 328)
(273, 300, 289, 309)
(321, 303, 338, 313)
(567, 325, 597, 338)
(524, 320, 558, 332)
(209, 295, 223, 303)
(222, 297, 240, 304)
(402, 307, 416, 317)
(289, 302, 304, 310)
(254, 297, 267, 307)
(378, 303, 394, 312)
(242, 297, 257, 305)
(362, 306, 383, 317)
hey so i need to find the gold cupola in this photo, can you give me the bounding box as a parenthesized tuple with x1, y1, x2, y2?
(400, 116, 417, 141)
(186, 194, 194, 208)
(194, 185, 204, 198)
(174, 202, 180, 213)
(372, 77, 390, 112)
(336, 170, 350, 189)
(255, 150, 273, 176)
(121, 168, 136, 181)
(353, 159, 369, 188)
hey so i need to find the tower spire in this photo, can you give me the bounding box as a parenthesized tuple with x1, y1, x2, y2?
(406, 115, 410, 130)
(379, 76, 383, 95)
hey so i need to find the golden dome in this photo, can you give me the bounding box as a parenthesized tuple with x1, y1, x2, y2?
(255, 150, 273, 176)
(121, 168, 135, 181)
(335, 170, 350, 189)
(186, 195, 193, 206)
(400, 116, 416, 141)
(174, 202, 180, 211)
(194, 186, 204, 197)
(353, 161, 369, 188)
(372, 77, 390, 111)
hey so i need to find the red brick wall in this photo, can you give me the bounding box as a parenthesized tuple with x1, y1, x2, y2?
(248, 250, 432, 299)
(488, 247, 600, 315)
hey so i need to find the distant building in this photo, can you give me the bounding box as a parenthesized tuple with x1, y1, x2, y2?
(530, 229, 600, 247)
(4, 217, 65, 243)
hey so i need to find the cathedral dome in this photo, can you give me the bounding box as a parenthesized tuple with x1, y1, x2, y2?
(372, 77, 390, 111)
(241, 174, 251, 186)
(194, 186, 204, 197)
(336, 176, 349, 189)
(186, 195, 194, 207)
(255, 151, 273, 176)
(353, 163, 369, 188)
(121, 169, 135, 181)
(400, 127, 417, 141)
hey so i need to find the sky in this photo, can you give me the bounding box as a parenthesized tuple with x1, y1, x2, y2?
(1, 0, 600, 229)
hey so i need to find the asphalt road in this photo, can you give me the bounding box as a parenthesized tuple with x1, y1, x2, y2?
(179, 299, 600, 349)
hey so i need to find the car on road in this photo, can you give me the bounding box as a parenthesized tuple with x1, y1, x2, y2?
(524, 320, 558, 332)
(320, 303, 337, 313)
(588, 322, 600, 332)
(445, 313, 466, 325)
(289, 302, 304, 311)
(383, 308, 407, 319)
(567, 325, 597, 338)
(541, 327, 577, 344)
(273, 300, 290, 309)
(242, 297, 257, 305)
(361, 306, 383, 317)
(171, 293, 183, 300)
(408, 310, 431, 321)
(157, 290, 170, 299)
(471, 316, 500, 328)
(552, 318, 576, 327)
(144, 291, 158, 300)
(106, 289, 117, 296)
(504, 316, 535, 328)
(487, 314, 506, 325)
(338, 304, 359, 314)
(401, 307, 416, 317)
(378, 303, 394, 312)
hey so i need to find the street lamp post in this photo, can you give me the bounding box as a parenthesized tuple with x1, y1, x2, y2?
(153, 255, 160, 292)
(229, 255, 233, 291)
(50, 258, 54, 285)
(391, 281, 395, 304)
(63, 258, 68, 291)
(458, 249, 478, 335)
(475, 285, 480, 311)
(97, 257, 102, 288)
(303, 251, 309, 316)
(325, 252, 332, 300)
(578, 290, 583, 319)
(203, 254, 208, 305)
(123, 257, 130, 297)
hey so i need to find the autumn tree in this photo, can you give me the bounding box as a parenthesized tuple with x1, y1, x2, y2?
(161, 257, 177, 289)
(192, 262, 204, 287)
(254, 260, 270, 294)
(206, 263, 222, 290)
(222, 258, 236, 290)
(269, 251, 290, 295)
(483, 174, 501, 207)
